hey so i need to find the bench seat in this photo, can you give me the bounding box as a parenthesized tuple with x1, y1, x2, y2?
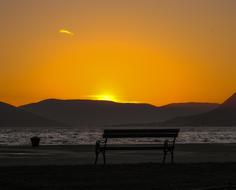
(94, 128, 179, 164)
(101, 145, 169, 150)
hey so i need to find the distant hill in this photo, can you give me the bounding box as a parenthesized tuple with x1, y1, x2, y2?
(19, 99, 219, 127)
(162, 93, 236, 126)
(158, 102, 219, 119)
(0, 102, 67, 127)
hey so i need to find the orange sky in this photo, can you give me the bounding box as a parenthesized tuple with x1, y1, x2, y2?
(0, 0, 236, 106)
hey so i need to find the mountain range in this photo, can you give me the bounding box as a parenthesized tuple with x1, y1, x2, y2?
(19, 99, 218, 126)
(162, 93, 236, 126)
(1, 92, 236, 127)
(0, 102, 67, 127)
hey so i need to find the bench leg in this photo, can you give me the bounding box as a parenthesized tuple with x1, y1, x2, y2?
(162, 150, 167, 164)
(94, 152, 99, 164)
(102, 151, 106, 165)
(171, 151, 174, 164)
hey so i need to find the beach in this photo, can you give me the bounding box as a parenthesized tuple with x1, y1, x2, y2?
(0, 144, 236, 189)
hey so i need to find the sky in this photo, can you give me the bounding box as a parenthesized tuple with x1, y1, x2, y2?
(0, 0, 236, 106)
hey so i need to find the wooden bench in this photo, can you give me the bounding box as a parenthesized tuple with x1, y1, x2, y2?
(94, 128, 180, 164)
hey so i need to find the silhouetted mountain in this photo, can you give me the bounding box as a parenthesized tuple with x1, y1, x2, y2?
(162, 93, 236, 126)
(20, 99, 219, 127)
(220, 93, 236, 108)
(158, 102, 219, 118)
(0, 102, 67, 127)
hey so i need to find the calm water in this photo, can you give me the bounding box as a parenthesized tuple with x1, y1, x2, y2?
(0, 127, 235, 146)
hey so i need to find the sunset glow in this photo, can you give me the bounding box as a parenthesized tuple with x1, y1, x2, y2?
(0, 1, 236, 106)
(89, 94, 119, 102)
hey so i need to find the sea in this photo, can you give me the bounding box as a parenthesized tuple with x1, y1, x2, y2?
(0, 126, 236, 146)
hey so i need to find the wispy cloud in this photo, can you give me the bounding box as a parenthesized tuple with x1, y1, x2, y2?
(59, 29, 74, 36)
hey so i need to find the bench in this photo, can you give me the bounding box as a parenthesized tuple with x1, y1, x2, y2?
(94, 128, 179, 164)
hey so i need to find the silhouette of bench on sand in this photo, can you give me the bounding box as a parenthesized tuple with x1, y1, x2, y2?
(94, 128, 180, 164)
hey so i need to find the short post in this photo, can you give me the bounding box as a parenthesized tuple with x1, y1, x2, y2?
(30, 136, 40, 147)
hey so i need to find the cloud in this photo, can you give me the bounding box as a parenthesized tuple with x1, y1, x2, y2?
(59, 29, 74, 36)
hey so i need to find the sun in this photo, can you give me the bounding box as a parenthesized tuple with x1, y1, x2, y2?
(87, 94, 119, 102)
(87, 92, 120, 102)
(95, 94, 118, 102)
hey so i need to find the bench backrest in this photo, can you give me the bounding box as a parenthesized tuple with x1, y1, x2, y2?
(103, 129, 179, 138)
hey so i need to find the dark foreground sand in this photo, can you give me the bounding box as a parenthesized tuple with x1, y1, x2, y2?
(0, 163, 236, 190)
(0, 144, 236, 165)
(0, 144, 236, 189)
